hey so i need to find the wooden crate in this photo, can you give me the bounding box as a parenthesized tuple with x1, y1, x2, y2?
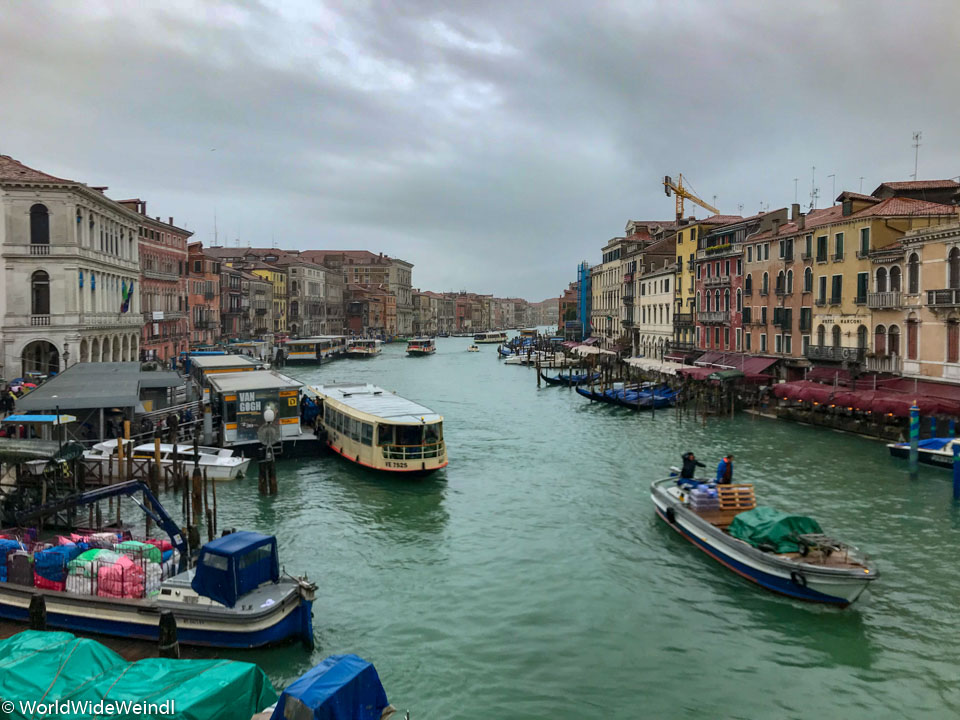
(695, 484, 756, 528)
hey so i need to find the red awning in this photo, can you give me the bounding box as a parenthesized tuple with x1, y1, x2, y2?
(581, 337, 599, 345)
(694, 351, 724, 365)
(741, 356, 778, 374)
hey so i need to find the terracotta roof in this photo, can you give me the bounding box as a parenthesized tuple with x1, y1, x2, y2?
(0, 154, 75, 185)
(697, 214, 743, 226)
(873, 180, 960, 192)
(746, 207, 844, 241)
(301, 250, 393, 265)
(854, 197, 957, 218)
(835, 191, 880, 204)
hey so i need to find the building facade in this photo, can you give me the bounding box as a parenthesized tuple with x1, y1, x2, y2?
(0, 155, 142, 377)
(187, 243, 220, 347)
(635, 260, 676, 358)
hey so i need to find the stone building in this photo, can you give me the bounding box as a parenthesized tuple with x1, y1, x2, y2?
(0, 155, 142, 377)
(187, 243, 220, 347)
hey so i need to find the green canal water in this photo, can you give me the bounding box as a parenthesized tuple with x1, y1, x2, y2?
(196, 338, 960, 719)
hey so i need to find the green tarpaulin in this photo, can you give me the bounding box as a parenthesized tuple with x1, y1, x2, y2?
(0, 630, 277, 720)
(727, 506, 823, 554)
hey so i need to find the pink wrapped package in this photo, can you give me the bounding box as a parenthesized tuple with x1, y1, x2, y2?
(96, 556, 145, 599)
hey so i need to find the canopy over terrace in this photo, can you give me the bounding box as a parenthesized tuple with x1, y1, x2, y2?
(626, 357, 687, 376)
(773, 380, 960, 417)
(12, 363, 185, 442)
(679, 353, 777, 382)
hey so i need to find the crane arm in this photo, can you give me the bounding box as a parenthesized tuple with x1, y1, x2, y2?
(663, 174, 720, 219)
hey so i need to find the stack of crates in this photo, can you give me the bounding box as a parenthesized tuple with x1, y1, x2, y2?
(689, 485, 720, 512)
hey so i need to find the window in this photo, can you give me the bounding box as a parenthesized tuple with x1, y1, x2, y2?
(724, 260, 730, 276)
(857, 325, 867, 349)
(760, 333, 767, 352)
(802, 335, 810, 354)
(803, 267, 813, 292)
(804, 235, 812, 258)
(949, 321, 960, 364)
(31, 270, 50, 315)
(786, 270, 794, 294)
(908, 253, 920, 294)
(890, 266, 902, 292)
(193, 260, 202, 273)
(776, 271, 784, 294)
(761, 272, 769, 294)
(714, 327, 720, 346)
(696, 264, 701, 280)
(724, 289, 730, 311)
(764, 244, 770, 260)
(696, 291, 701, 311)
(737, 258, 742, 275)
(860, 227, 870, 256)
(832, 324, 841, 348)
(736, 328, 742, 350)
(889, 325, 901, 355)
(779, 240, 785, 259)
(950, 248, 960, 289)
(745, 274, 752, 294)
(30, 204, 50, 245)
(834, 232, 844, 260)
(747, 246, 753, 262)
(784, 334, 792, 354)
(745, 332, 752, 350)
(875, 325, 887, 355)
(724, 328, 730, 348)
(760, 306, 767, 324)
(831, 275, 842, 304)
(907, 319, 918, 360)
(743, 306, 752, 323)
(736, 289, 742, 312)
(714, 289, 720, 310)
(856, 273, 868, 303)
(816, 235, 827, 262)
(876, 267, 888, 293)
(817, 324, 826, 346)
(775, 334, 782, 353)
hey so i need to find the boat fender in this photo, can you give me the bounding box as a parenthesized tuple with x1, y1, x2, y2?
(798, 543, 810, 557)
(790, 571, 807, 588)
(665, 507, 676, 524)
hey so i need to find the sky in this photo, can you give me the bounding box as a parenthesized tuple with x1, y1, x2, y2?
(2, 1, 959, 301)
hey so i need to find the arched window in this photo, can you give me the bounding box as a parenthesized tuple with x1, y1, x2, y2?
(906, 319, 918, 360)
(950, 249, 960, 289)
(890, 266, 902, 292)
(948, 319, 960, 364)
(745, 274, 753, 294)
(832, 324, 842, 348)
(857, 324, 867, 349)
(736, 288, 742, 312)
(696, 291, 701, 312)
(31, 270, 50, 315)
(724, 289, 730, 311)
(30, 204, 50, 245)
(876, 267, 887, 293)
(803, 267, 813, 292)
(908, 253, 920, 294)
(714, 289, 720, 311)
(875, 324, 887, 355)
(776, 271, 784, 293)
(786, 269, 793, 294)
(889, 325, 901, 356)
(761, 272, 769, 294)
(817, 324, 826, 346)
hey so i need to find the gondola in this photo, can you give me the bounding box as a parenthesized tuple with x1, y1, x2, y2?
(539, 370, 600, 386)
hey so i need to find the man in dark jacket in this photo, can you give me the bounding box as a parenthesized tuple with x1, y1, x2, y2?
(680, 452, 705, 480)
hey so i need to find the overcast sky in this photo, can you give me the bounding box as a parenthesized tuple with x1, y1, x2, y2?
(2, 1, 959, 300)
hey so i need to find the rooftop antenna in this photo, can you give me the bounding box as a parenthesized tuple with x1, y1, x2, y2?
(793, 178, 798, 204)
(828, 174, 836, 205)
(859, 176, 865, 192)
(809, 166, 819, 210)
(911, 131, 922, 180)
(737, 203, 744, 215)
(213, 209, 219, 247)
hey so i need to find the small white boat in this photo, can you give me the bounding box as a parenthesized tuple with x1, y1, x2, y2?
(467, 345, 480, 352)
(503, 351, 569, 368)
(83, 440, 250, 480)
(346, 339, 383, 358)
(651, 476, 876, 606)
(887, 437, 958, 469)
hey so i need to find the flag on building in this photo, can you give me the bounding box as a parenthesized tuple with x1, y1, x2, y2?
(120, 279, 133, 313)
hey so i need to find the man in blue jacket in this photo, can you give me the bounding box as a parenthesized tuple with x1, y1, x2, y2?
(716, 454, 734, 484)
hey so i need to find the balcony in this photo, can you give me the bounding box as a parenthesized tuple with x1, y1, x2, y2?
(801, 252, 812, 260)
(783, 251, 794, 263)
(865, 354, 902, 374)
(622, 319, 635, 328)
(699, 311, 730, 324)
(143, 268, 180, 282)
(673, 312, 693, 326)
(687, 260, 695, 272)
(868, 291, 902, 309)
(775, 287, 786, 296)
(30, 315, 50, 326)
(204, 291, 216, 301)
(927, 289, 960, 307)
(829, 296, 841, 306)
(856, 250, 870, 260)
(804, 345, 865, 363)
(816, 255, 828, 264)
(30, 244, 50, 256)
(623, 294, 635, 305)
(704, 275, 731, 288)
(832, 252, 844, 262)
(622, 273, 634, 283)
(854, 295, 867, 306)
(759, 288, 769, 296)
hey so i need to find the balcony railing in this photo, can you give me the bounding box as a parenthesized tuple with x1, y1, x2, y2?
(759, 288, 769, 296)
(801, 252, 812, 260)
(832, 252, 844, 262)
(623, 294, 634, 305)
(927, 289, 960, 307)
(775, 287, 786, 296)
(816, 255, 828, 264)
(704, 275, 731, 288)
(854, 295, 867, 306)
(783, 251, 794, 263)
(30, 315, 50, 326)
(829, 296, 841, 305)
(868, 291, 902, 309)
(143, 268, 181, 282)
(204, 292, 216, 300)
(30, 244, 50, 256)
(699, 311, 730, 324)
(673, 312, 693, 326)
(815, 298, 826, 306)
(865, 354, 902, 374)
(804, 345, 865, 362)
(856, 250, 870, 259)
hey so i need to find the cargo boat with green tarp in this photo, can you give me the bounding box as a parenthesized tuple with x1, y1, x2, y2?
(650, 475, 877, 605)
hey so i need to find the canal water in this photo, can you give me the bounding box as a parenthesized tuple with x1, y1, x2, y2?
(198, 338, 960, 719)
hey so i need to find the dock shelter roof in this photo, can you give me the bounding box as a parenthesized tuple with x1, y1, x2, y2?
(208, 370, 302, 393)
(189, 355, 261, 370)
(15, 363, 143, 411)
(314, 383, 442, 423)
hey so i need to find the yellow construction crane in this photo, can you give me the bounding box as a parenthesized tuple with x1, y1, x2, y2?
(663, 174, 719, 223)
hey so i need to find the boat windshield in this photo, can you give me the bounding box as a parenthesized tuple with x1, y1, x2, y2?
(378, 421, 444, 460)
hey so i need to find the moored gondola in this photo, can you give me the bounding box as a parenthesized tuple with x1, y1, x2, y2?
(539, 370, 600, 386)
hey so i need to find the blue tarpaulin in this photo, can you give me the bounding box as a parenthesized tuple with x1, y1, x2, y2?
(270, 654, 390, 720)
(191, 531, 279, 608)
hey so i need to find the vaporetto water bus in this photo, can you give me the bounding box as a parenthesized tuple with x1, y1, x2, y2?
(474, 331, 508, 344)
(406, 338, 436, 356)
(346, 339, 383, 358)
(285, 336, 346, 364)
(311, 383, 447, 474)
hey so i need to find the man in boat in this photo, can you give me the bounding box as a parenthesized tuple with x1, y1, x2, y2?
(680, 452, 705, 480)
(716, 454, 734, 484)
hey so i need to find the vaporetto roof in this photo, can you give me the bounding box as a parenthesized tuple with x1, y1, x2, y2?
(312, 383, 442, 424)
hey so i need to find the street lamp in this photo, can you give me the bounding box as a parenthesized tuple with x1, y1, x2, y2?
(263, 407, 275, 424)
(62, 343, 70, 371)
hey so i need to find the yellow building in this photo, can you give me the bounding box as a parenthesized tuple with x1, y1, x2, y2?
(673, 215, 741, 351)
(807, 193, 956, 366)
(251, 264, 288, 334)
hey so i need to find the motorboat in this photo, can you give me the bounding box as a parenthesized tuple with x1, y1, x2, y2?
(406, 338, 437, 356)
(887, 437, 960, 469)
(650, 476, 876, 606)
(467, 345, 480, 352)
(84, 440, 250, 480)
(346, 339, 383, 358)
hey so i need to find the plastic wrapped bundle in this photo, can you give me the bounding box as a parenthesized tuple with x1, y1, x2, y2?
(145, 562, 163, 595)
(0, 538, 26, 583)
(68, 549, 122, 578)
(161, 550, 181, 579)
(34, 544, 84, 591)
(116, 540, 162, 565)
(65, 572, 97, 595)
(97, 556, 145, 599)
(143, 538, 174, 554)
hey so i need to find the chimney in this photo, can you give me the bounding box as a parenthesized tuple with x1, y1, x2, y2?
(791, 203, 800, 221)
(772, 219, 780, 236)
(796, 214, 806, 230)
(842, 199, 853, 217)
(169, 216, 174, 225)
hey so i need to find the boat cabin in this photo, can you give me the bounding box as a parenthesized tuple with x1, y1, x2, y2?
(207, 370, 302, 446)
(190, 531, 279, 608)
(406, 338, 436, 354)
(346, 339, 382, 356)
(285, 337, 342, 364)
(474, 331, 507, 344)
